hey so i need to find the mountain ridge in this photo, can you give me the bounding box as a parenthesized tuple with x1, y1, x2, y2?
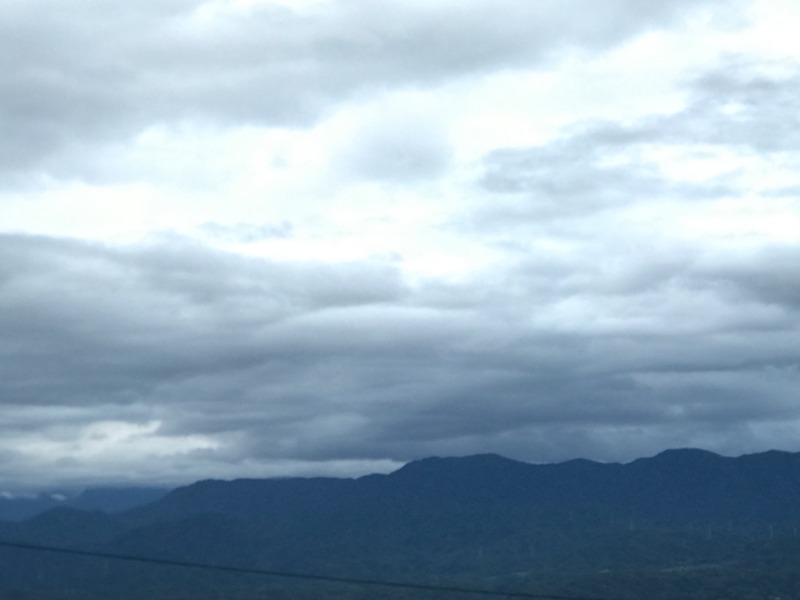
(110, 447, 800, 530)
(3, 448, 800, 599)
(0, 485, 169, 522)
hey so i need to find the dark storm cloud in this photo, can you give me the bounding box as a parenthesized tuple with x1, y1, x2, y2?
(0, 0, 722, 180)
(690, 244, 800, 313)
(0, 233, 408, 408)
(1, 228, 799, 486)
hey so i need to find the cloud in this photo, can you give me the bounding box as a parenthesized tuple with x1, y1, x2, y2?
(2, 1, 799, 491)
(471, 58, 800, 240)
(199, 221, 294, 243)
(333, 109, 453, 183)
(0, 234, 408, 406)
(669, 58, 800, 152)
(0, 0, 723, 180)
(691, 243, 800, 314)
(1, 225, 800, 489)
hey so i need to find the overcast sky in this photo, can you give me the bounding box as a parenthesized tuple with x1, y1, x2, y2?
(2, 0, 800, 492)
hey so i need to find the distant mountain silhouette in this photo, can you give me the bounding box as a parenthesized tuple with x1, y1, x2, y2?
(70, 486, 170, 513)
(124, 449, 800, 530)
(0, 486, 169, 521)
(4, 449, 800, 599)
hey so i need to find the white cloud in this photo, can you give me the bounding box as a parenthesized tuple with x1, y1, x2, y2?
(9, 420, 219, 462)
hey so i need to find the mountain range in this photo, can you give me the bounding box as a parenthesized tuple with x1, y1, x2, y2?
(0, 487, 170, 522)
(3, 448, 800, 599)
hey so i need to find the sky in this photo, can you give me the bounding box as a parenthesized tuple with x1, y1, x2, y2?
(2, 0, 800, 492)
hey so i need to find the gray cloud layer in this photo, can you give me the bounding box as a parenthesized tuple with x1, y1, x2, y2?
(1, 0, 720, 180)
(2, 220, 798, 489)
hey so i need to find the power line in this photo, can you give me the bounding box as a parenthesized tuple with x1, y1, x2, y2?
(0, 539, 608, 600)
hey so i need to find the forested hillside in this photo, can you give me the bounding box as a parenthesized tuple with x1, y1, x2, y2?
(3, 450, 800, 599)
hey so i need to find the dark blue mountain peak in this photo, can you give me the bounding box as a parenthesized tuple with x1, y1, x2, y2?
(71, 486, 168, 512)
(390, 453, 528, 478)
(636, 447, 724, 465)
(743, 448, 797, 460)
(642, 448, 800, 467)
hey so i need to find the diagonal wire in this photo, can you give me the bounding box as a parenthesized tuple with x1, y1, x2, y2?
(0, 539, 609, 600)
